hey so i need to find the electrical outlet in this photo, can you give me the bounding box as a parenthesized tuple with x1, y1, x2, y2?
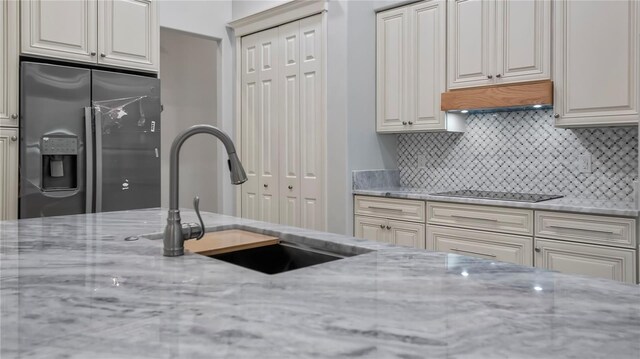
(578, 154, 592, 173)
(417, 154, 427, 168)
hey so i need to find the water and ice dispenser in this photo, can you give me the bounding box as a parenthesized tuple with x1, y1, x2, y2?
(41, 135, 78, 191)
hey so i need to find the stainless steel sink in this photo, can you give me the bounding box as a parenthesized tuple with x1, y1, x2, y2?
(206, 241, 356, 275)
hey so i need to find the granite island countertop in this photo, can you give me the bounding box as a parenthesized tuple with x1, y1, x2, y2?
(1, 209, 639, 358)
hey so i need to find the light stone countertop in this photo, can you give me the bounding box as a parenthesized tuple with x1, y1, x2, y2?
(0, 209, 639, 358)
(353, 187, 640, 217)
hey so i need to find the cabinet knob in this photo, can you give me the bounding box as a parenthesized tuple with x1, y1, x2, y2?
(100, 53, 106, 58)
(487, 75, 493, 79)
(10, 136, 17, 142)
(263, 184, 268, 188)
(408, 121, 413, 125)
(10, 114, 18, 120)
(379, 224, 385, 229)
(553, 113, 560, 119)
(90, 51, 96, 56)
(402, 121, 407, 125)
(386, 225, 391, 230)
(288, 185, 293, 190)
(534, 247, 541, 253)
(496, 74, 502, 78)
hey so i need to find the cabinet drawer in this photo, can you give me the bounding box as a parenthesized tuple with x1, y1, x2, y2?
(535, 211, 636, 249)
(427, 225, 533, 266)
(534, 238, 636, 284)
(354, 196, 425, 222)
(427, 201, 533, 235)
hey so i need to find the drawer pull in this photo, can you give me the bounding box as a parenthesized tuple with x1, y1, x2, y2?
(548, 225, 615, 235)
(451, 214, 498, 222)
(368, 206, 404, 213)
(451, 248, 497, 258)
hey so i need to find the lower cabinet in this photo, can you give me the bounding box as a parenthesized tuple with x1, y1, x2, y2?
(427, 225, 533, 266)
(0, 127, 19, 220)
(534, 238, 637, 284)
(354, 215, 425, 249)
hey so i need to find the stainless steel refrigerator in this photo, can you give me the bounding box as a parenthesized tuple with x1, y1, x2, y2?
(19, 62, 161, 219)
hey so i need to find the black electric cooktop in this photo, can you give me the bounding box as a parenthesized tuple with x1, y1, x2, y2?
(431, 190, 563, 203)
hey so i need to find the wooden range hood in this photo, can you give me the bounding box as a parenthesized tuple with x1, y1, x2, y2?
(441, 80, 553, 112)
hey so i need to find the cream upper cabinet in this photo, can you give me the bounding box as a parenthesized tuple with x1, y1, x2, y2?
(97, 0, 158, 72)
(0, 0, 18, 127)
(447, 0, 494, 89)
(376, 7, 407, 132)
(535, 238, 636, 284)
(21, 0, 98, 63)
(447, 0, 550, 89)
(21, 0, 158, 72)
(495, 0, 550, 84)
(0, 128, 19, 220)
(377, 0, 462, 133)
(553, 0, 639, 127)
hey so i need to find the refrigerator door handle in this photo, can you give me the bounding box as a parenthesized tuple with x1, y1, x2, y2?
(84, 107, 94, 213)
(94, 108, 103, 213)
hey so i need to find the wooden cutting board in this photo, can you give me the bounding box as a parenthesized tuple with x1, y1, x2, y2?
(184, 229, 280, 256)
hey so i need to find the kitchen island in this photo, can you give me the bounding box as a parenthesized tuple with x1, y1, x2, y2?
(0, 209, 638, 358)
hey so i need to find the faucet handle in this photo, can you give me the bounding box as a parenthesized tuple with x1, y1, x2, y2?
(193, 196, 205, 240)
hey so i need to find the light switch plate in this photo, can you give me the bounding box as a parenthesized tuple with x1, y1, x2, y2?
(578, 154, 592, 173)
(417, 154, 427, 168)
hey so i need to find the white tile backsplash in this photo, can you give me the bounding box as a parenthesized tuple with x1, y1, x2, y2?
(397, 109, 638, 201)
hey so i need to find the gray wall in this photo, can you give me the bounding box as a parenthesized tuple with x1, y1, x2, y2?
(158, 1, 236, 215)
(160, 28, 219, 212)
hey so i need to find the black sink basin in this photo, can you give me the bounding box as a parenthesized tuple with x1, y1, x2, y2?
(208, 242, 351, 275)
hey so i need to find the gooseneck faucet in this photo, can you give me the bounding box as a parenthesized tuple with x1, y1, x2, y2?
(164, 125, 247, 257)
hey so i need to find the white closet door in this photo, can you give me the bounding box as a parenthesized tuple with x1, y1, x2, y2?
(278, 21, 302, 227)
(257, 29, 280, 223)
(495, 0, 550, 84)
(298, 15, 324, 231)
(240, 33, 260, 221)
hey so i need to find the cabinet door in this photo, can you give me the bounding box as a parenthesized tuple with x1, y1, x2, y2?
(21, 0, 97, 63)
(0, 0, 18, 127)
(354, 216, 390, 244)
(98, 0, 158, 72)
(554, 0, 639, 126)
(447, 0, 494, 89)
(495, 0, 550, 84)
(376, 7, 407, 132)
(535, 238, 636, 284)
(298, 15, 325, 231)
(388, 220, 425, 249)
(278, 20, 301, 228)
(407, 0, 447, 131)
(428, 225, 533, 266)
(0, 128, 18, 220)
